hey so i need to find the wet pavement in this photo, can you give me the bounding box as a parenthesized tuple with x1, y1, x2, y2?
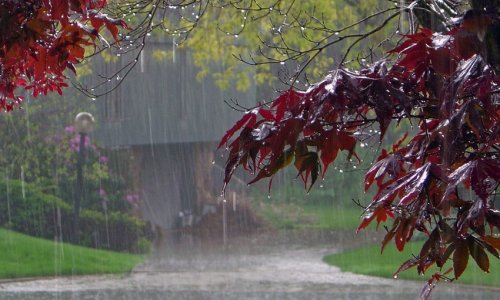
(0, 230, 498, 299)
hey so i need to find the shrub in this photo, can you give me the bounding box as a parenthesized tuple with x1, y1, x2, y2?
(0, 179, 150, 253)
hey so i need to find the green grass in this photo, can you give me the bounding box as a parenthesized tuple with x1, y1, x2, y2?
(323, 241, 500, 287)
(256, 202, 364, 230)
(0, 228, 144, 279)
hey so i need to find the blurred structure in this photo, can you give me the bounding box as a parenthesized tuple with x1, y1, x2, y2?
(93, 41, 257, 230)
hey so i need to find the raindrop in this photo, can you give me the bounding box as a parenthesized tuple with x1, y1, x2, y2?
(91, 98, 96, 101)
(267, 194, 271, 199)
(211, 160, 215, 165)
(20, 166, 25, 200)
(334, 32, 339, 35)
(393, 275, 398, 279)
(280, 61, 285, 65)
(339, 169, 344, 173)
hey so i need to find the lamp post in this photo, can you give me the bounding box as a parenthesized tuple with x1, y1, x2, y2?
(72, 112, 95, 244)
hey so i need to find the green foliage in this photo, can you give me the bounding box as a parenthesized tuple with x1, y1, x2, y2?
(0, 92, 135, 213)
(0, 228, 143, 279)
(79, 209, 151, 253)
(174, 0, 397, 91)
(323, 241, 500, 287)
(0, 179, 150, 253)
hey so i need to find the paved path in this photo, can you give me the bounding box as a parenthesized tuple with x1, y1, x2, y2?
(0, 230, 498, 299)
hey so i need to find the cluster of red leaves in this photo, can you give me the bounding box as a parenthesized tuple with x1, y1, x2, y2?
(0, 0, 126, 110)
(220, 17, 499, 299)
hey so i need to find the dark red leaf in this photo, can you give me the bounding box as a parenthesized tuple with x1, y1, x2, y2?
(481, 235, 500, 252)
(271, 88, 304, 122)
(453, 238, 469, 279)
(356, 211, 376, 234)
(364, 150, 403, 191)
(218, 112, 257, 149)
(445, 158, 500, 202)
(380, 218, 399, 252)
(258, 108, 275, 121)
(467, 236, 490, 273)
(394, 257, 419, 277)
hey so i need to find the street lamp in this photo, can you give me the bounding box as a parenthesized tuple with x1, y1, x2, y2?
(72, 112, 95, 244)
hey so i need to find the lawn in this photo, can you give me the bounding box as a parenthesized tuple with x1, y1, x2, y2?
(0, 228, 144, 279)
(323, 240, 500, 287)
(256, 202, 365, 230)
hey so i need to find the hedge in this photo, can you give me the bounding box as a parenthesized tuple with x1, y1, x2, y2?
(0, 179, 150, 253)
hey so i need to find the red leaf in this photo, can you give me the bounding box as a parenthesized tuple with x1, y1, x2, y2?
(380, 218, 400, 252)
(50, 0, 69, 22)
(444, 158, 500, 202)
(374, 163, 438, 207)
(356, 211, 376, 233)
(218, 112, 256, 149)
(394, 218, 415, 251)
(479, 235, 500, 259)
(294, 151, 320, 192)
(394, 257, 419, 277)
(481, 235, 500, 251)
(318, 130, 356, 176)
(271, 88, 304, 121)
(364, 150, 402, 191)
(453, 238, 469, 279)
(88, 12, 128, 42)
(429, 47, 456, 75)
(258, 108, 275, 121)
(467, 236, 490, 273)
(357, 207, 395, 235)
